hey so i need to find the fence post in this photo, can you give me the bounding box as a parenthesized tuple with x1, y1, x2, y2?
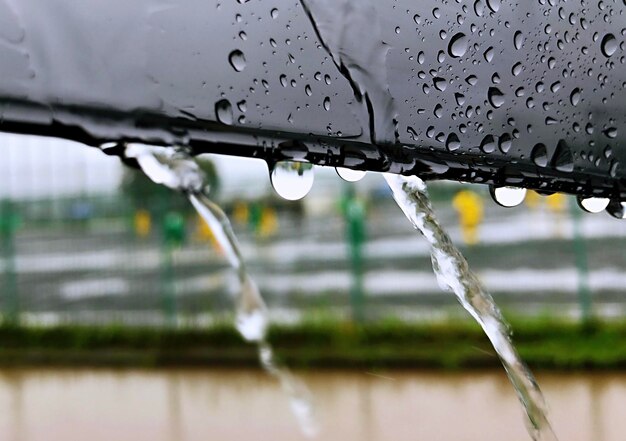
(570, 198, 592, 322)
(342, 187, 366, 323)
(0, 200, 19, 324)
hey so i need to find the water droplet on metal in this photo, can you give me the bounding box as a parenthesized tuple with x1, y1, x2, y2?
(489, 186, 527, 208)
(270, 161, 315, 201)
(552, 140, 574, 172)
(531, 143, 548, 167)
(215, 99, 233, 125)
(446, 133, 461, 152)
(600, 34, 617, 57)
(569, 88, 581, 106)
(487, 87, 505, 108)
(336, 167, 366, 182)
(513, 31, 524, 50)
(480, 135, 496, 153)
(606, 200, 626, 219)
(448, 33, 468, 58)
(228, 50, 246, 72)
(323, 97, 331, 111)
(577, 196, 610, 213)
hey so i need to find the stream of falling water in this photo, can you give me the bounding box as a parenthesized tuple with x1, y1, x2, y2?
(384, 173, 557, 441)
(120, 144, 318, 438)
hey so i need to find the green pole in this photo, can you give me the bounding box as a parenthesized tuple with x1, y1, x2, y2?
(160, 211, 185, 327)
(570, 198, 592, 322)
(342, 187, 366, 323)
(1, 200, 19, 324)
(160, 242, 177, 327)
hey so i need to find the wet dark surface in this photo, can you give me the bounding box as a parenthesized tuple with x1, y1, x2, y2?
(0, 1, 624, 199)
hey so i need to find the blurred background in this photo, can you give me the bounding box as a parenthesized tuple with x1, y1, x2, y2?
(0, 133, 625, 441)
(0, 133, 624, 326)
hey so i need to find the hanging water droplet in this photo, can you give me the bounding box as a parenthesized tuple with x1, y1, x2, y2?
(228, 50, 246, 72)
(600, 34, 617, 57)
(215, 99, 233, 125)
(531, 143, 548, 167)
(448, 33, 468, 58)
(490, 186, 527, 208)
(487, 87, 505, 108)
(270, 161, 315, 201)
(336, 167, 366, 182)
(577, 196, 610, 213)
(606, 200, 626, 219)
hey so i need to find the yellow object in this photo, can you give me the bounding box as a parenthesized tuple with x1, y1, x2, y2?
(134, 209, 152, 238)
(525, 190, 542, 209)
(233, 201, 249, 226)
(546, 193, 566, 213)
(452, 190, 484, 245)
(258, 206, 278, 238)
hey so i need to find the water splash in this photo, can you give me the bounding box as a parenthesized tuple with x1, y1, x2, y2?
(384, 173, 557, 441)
(123, 143, 318, 438)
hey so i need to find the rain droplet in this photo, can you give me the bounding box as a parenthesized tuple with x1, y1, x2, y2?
(434, 104, 443, 118)
(446, 133, 461, 151)
(336, 167, 366, 182)
(228, 50, 246, 72)
(606, 200, 626, 219)
(433, 77, 447, 91)
(552, 140, 574, 172)
(270, 8, 279, 19)
(570, 88, 581, 106)
(484, 47, 495, 63)
(480, 135, 496, 153)
(486, 0, 501, 13)
(270, 161, 315, 201)
(487, 87, 505, 108)
(531, 143, 548, 167)
(513, 31, 524, 50)
(454, 93, 466, 106)
(323, 97, 331, 111)
(489, 186, 527, 208)
(604, 127, 617, 139)
(215, 99, 233, 125)
(577, 196, 610, 213)
(499, 134, 512, 153)
(448, 33, 468, 58)
(600, 34, 617, 57)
